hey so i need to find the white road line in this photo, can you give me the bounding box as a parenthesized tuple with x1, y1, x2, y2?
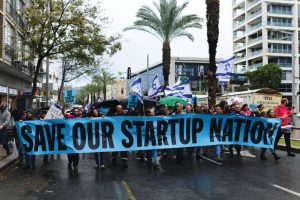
(202, 156, 222, 166)
(271, 184, 300, 197)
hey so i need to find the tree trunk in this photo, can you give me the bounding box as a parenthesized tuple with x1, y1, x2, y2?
(103, 84, 107, 100)
(206, 0, 220, 107)
(162, 42, 171, 88)
(29, 57, 43, 108)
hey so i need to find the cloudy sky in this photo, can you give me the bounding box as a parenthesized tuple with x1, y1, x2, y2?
(77, 0, 233, 85)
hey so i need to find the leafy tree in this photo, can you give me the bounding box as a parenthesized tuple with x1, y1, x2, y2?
(22, 0, 121, 107)
(125, 0, 202, 87)
(245, 64, 282, 90)
(92, 69, 116, 100)
(206, 0, 220, 106)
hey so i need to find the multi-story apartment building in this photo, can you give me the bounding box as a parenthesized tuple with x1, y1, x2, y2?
(106, 71, 128, 100)
(233, 0, 300, 112)
(0, 0, 40, 111)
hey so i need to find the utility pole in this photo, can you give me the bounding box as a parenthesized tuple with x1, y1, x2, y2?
(46, 57, 50, 107)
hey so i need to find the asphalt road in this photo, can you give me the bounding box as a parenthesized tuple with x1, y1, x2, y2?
(0, 149, 299, 200)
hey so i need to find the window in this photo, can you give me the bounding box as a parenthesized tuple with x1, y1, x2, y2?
(278, 84, 292, 92)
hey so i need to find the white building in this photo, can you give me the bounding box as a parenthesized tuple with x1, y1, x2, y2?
(232, 0, 300, 111)
(37, 60, 60, 105)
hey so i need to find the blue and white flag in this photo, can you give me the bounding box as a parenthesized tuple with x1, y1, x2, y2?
(165, 77, 192, 100)
(148, 75, 162, 98)
(130, 77, 143, 103)
(216, 56, 235, 79)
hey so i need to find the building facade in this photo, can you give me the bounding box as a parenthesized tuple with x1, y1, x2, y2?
(0, 0, 40, 111)
(130, 57, 216, 95)
(106, 71, 128, 100)
(232, 0, 300, 111)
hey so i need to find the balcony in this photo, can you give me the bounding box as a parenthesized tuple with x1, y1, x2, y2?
(248, 36, 262, 44)
(268, 48, 292, 54)
(235, 56, 247, 61)
(267, 22, 292, 27)
(268, 10, 292, 15)
(247, 10, 262, 21)
(234, 32, 246, 40)
(248, 62, 263, 70)
(248, 23, 262, 32)
(248, 49, 263, 57)
(230, 74, 248, 85)
(234, 44, 246, 51)
(233, 19, 246, 28)
(247, 0, 260, 8)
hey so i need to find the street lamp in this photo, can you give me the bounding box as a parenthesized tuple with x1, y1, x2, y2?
(198, 65, 204, 94)
(271, 29, 297, 111)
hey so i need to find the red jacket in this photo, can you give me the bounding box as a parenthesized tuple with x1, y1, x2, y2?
(274, 105, 292, 126)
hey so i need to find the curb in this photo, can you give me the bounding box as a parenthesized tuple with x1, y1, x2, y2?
(0, 155, 18, 173)
(277, 145, 300, 154)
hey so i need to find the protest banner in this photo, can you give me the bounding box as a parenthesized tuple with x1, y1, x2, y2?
(64, 90, 76, 104)
(16, 114, 281, 155)
(44, 104, 65, 120)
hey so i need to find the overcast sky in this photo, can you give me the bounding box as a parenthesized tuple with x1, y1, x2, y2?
(75, 0, 233, 86)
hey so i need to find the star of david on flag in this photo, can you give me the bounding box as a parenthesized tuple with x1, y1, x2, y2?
(148, 75, 162, 98)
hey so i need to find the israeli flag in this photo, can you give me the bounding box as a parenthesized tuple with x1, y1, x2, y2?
(130, 77, 143, 103)
(148, 75, 162, 98)
(216, 56, 235, 79)
(165, 77, 192, 100)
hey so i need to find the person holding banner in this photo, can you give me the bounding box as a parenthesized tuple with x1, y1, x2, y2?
(111, 105, 129, 168)
(67, 108, 81, 173)
(172, 102, 185, 164)
(229, 104, 242, 157)
(23, 110, 36, 170)
(39, 109, 50, 165)
(91, 108, 106, 170)
(260, 109, 280, 161)
(0, 102, 11, 155)
(145, 108, 160, 169)
(214, 105, 223, 162)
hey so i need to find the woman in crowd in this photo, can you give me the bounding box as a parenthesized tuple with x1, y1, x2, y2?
(240, 104, 251, 116)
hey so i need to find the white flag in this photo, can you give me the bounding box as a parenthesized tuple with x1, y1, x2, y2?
(148, 75, 162, 98)
(130, 77, 143, 103)
(216, 56, 235, 79)
(165, 77, 192, 100)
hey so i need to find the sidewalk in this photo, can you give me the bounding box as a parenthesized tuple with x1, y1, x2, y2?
(0, 147, 18, 172)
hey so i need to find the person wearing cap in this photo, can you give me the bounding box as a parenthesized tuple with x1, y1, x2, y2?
(23, 110, 36, 170)
(0, 102, 11, 155)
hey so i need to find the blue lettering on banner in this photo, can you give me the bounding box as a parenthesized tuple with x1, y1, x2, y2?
(16, 114, 281, 155)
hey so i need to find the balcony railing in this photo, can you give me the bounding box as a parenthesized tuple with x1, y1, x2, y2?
(267, 22, 292, 27)
(248, 23, 262, 32)
(267, 10, 292, 15)
(247, 0, 260, 8)
(268, 48, 292, 54)
(233, 19, 245, 28)
(248, 36, 262, 44)
(247, 10, 262, 20)
(235, 56, 246, 61)
(249, 49, 263, 57)
(248, 62, 263, 70)
(234, 44, 246, 50)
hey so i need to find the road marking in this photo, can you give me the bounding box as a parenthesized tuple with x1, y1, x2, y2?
(113, 181, 123, 200)
(121, 180, 137, 200)
(202, 156, 222, 166)
(271, 184, 300, 197)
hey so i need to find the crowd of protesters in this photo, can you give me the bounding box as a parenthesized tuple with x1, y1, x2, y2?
(0, 97, 296, 172)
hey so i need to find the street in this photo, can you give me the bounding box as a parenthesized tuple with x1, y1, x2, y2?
(0, 149, 299, 200)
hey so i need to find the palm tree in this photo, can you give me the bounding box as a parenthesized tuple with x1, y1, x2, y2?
(125, 0, 202, 87)
(206, 0, 220, 106)
(93, 69, 116, 100)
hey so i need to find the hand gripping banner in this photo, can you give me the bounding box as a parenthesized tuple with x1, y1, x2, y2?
(16, 114, 281, 155)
